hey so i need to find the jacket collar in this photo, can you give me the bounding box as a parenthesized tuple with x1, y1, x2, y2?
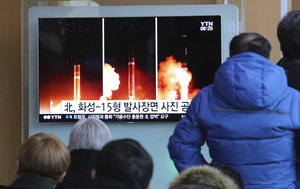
(9, 174, 57, 189)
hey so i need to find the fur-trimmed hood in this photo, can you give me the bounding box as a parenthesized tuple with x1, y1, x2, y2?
(169, 165, 240, 189)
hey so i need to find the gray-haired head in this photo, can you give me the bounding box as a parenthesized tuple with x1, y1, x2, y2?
(68, 118, 112, 151)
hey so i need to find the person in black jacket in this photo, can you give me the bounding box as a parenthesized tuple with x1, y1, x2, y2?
(6, 133, 70, 189)
(56, 118, 112, 189)
(91, 138, 153, 189)
(277, 10, 300, 91)
(277, 10, 300, 189)
(277, 10, 300, 188)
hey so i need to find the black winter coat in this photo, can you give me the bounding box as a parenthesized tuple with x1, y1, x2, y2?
(56, 149, 98, 189)
(277, 57, 300, 91)
(90, 176, 129, 189)
(278, 57, 300, 189)
(5, 174, 57, 189)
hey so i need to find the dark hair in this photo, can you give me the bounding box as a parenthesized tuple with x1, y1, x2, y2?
(95, 138, 153, 189)
(277, 10, 300, 59)
(229, 32, 271, 59)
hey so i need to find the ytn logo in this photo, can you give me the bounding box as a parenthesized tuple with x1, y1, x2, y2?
(200, 21, 214, 31)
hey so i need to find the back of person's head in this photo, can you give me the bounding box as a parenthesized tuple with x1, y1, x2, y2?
(17, 133, 70, 182)
(229, 32, 271, 59)
(95, 138, 153, 189)
(277, 10, 300, 59)
(68, 118, 112, 151)
(169, 165, 240, 189)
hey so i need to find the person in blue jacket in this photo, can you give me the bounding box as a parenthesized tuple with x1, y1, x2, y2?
(168, 32, 300, 189)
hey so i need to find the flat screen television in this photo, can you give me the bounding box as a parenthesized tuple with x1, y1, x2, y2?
(28, 5, 238, 123)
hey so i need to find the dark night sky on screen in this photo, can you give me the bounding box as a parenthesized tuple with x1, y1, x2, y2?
(39, 18, 103, 73)
(39, 18, 103, 104)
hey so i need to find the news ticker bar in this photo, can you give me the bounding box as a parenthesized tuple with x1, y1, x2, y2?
(39, 113, 186, 122)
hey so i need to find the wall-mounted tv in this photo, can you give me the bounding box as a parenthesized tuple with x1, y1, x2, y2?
(28, 5, 238, 123)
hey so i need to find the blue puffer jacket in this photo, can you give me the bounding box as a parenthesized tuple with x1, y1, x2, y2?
(168, 52, 300, 189)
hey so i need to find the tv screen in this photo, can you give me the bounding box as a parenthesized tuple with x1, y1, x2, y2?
(29, 5, 238, 123)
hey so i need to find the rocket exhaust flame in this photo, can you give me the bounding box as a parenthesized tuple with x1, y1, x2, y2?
(100, 63, 120, 100)
(177, 67, 191, 100)
(158, 56, 193, 100)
